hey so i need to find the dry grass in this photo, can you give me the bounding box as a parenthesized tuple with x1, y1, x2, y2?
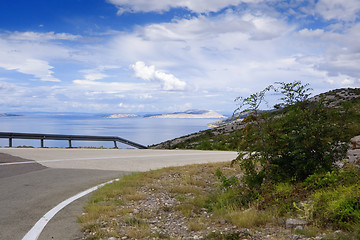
(227, 208, 273, 228)
(188, 217, 210, 231)
(174, 203, 195, 216)
(78, 204, 115, 223)
(79, 161, 252, 239)
(126, 223, 151, 239)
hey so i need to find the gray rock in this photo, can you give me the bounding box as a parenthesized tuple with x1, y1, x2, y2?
(295, 225, 304, 231)
(293, 235, 301, 240)
(335, 230, 343, 235)
(133, 208, 139, 214)
(347, 149, 360, 164)
(219, 219, 226, 224)
(235, 173, 244, 179)
(351, 136, 360, 149)
(286, 218, 308, 229)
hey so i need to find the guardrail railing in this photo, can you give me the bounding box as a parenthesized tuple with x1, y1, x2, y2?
(0, 132, 148, 149)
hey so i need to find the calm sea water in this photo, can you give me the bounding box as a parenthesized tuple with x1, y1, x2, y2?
(0, 113, 218, 148)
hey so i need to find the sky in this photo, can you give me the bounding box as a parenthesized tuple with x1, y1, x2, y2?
(0, 0, 359, 114)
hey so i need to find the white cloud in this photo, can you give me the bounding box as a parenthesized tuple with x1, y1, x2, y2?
(98, 11, 294, 94)
(79, 66, 120, 81)
(118, 102, 145, 110)
(131, 61, 155, 80)
(0, 58, 60, 82)
(131, 61, 187, 91)
(1, 2, 359, 113)
(83, 72, 109, 81)
(241, 13, 291, 40)
(114, 11, 293, 90)
(325, 74, 357, 86)
(292, 22, 360, 90)
(165, 102, 193, 112)
(107, 0, 260, 14)
(0, 80, 14, 92)
(0, 33, 74, 82)
(7, 31, 81, 41)
(316, 0, 360, 21)
(297, 28, 325, 38)
(137, 93, 153, 99)
(140, 11, 289, 41)
(73, 79, 149, 92)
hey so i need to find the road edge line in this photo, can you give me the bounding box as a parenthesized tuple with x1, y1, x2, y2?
(22, 178, 120, 240)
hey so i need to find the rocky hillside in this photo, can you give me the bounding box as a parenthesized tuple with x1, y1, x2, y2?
(151, 88, 360, 150)
(311, 88, 360, 107)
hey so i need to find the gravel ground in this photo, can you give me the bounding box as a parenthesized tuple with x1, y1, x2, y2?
(80, 163, 339, 240)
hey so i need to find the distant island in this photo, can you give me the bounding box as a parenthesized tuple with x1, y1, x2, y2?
(145, 110, 226, 119)
(0, 113, 21, 117)
(104, 114, 138, 118)
(103, 110, 226, 119)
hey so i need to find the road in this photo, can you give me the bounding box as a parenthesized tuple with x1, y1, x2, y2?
(0, 148, 237, 240)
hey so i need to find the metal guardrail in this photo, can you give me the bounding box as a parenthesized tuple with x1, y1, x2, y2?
(0, 132, 148, 149)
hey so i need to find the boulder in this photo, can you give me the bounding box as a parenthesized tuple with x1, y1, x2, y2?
(285, 218, 308, 229)
(350, 136, 360, 149)
(347, 149, 360, 164)
(344, 135, 360, 165)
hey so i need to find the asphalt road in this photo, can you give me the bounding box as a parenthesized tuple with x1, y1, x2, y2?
(0, 148, 237, 240)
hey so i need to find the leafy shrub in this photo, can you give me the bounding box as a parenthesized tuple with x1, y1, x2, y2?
(273, 182, 293, 198)
(206, 171, 258, 212)
(304, 170, 340, 190)
(234, 81, 349, 186)
(312, 184, 360, 231)
(305, 166, 360, 190)
(216, 169, 239, 190)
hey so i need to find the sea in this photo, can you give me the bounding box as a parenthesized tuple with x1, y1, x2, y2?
(0, 113, 221, 148)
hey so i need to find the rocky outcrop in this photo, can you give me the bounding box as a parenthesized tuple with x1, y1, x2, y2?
(351, 135, 360, 149)
(311, 88, 360, 107)
(285, 218, 308, 229)
(347, 135, 360, 165)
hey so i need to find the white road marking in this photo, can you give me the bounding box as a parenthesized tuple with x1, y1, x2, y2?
(22, 178, 120, 240)
(0, 152, 234, 166)
(7, 150, 236, 239)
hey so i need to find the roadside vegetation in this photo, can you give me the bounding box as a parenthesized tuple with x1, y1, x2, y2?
(78, 162, 250, 239)
(79, 82, 360, 239)
(78, 162, 360, 239)
(158, 87, 360, 151)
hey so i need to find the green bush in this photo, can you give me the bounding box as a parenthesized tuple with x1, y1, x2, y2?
(304, 166, 360, 190)
(304, 170, 340, 190)
(312, 184, 360, 231)
(234, 81, 349, 186)
(303, 167, 360, 232)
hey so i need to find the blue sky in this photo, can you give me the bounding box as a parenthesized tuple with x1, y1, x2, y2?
(0, 0, 359, 114)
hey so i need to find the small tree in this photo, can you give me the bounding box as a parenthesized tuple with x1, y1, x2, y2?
(233, 85, 272, 188)
(235, 81, 348, 187)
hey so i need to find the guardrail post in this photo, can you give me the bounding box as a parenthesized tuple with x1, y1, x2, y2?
(68, 139, 72, 148)
(41, 138, 44, 148)
(114, 141, 118, 149)
(9, 137, 12, 147)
